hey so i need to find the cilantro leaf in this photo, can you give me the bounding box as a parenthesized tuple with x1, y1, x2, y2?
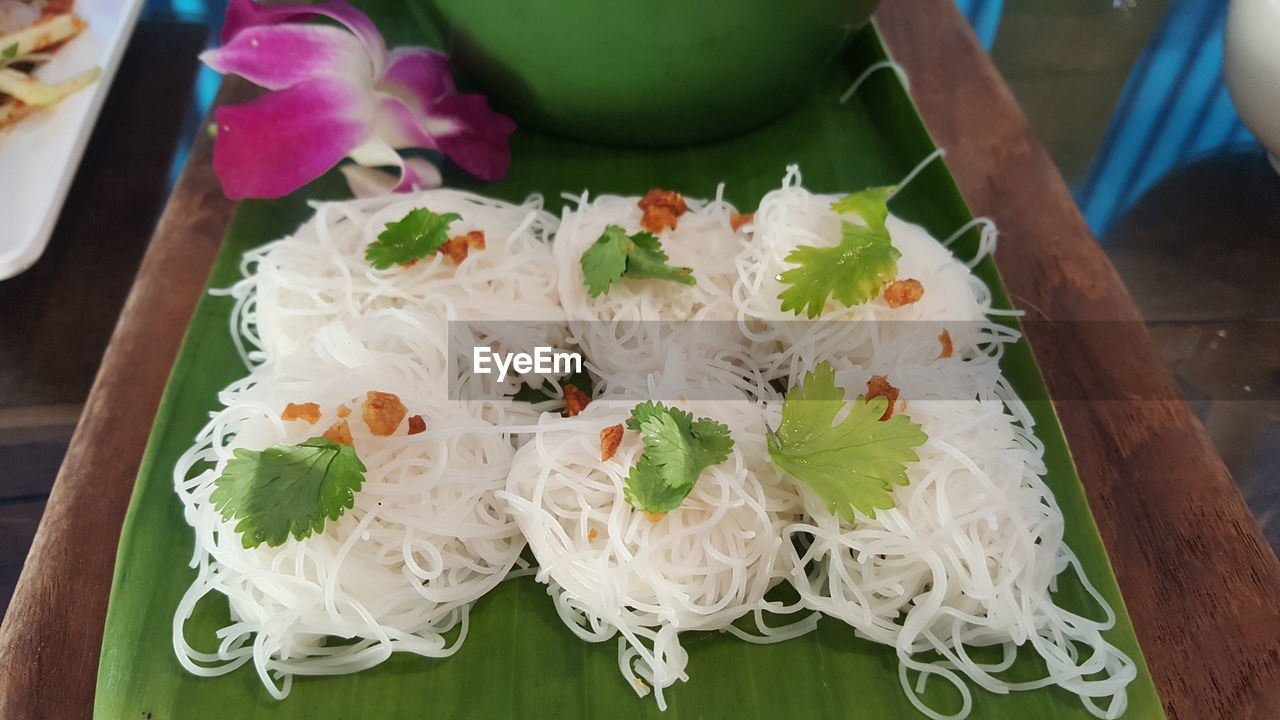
(580, 225, 629, 296)
(365, 209, 461, 269)
(623, 402, 733, 515)
(777, 222, 900, 317)
(210, 437, 367, 548)
(777, 186, 902, 318)
(580, 225, 696, 297)
(2, 44, 18, 60)
(689, 417, 735, 462)
(830, 186, 896, 229)
(766, 362, 926, 522)
(623, 453, 695, 514)
(621, 231, 695, 284)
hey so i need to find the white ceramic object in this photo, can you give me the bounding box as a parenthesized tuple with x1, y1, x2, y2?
(0, 0, 145, 281)
(1225, 0, 1280, 173)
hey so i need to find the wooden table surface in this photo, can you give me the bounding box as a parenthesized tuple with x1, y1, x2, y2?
(2, 1, 1278, 718)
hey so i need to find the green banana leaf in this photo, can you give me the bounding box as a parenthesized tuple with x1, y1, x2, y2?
(94, 15, 1164, 720)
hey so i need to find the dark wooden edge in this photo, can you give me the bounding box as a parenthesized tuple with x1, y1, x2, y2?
(876, 3, 1280, 719)
(0, 79, 253, 720)
(2, 6, 1279, 719)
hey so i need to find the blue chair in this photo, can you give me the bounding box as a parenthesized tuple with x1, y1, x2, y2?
(955, 0, 1259, 237)
(955, 0, 1004, 50)
(1074, 0, 1257, 236)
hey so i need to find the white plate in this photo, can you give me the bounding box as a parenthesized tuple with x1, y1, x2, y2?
(0, 0, 146, 280)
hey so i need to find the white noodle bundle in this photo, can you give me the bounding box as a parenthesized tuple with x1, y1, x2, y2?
(173, 345, 528, 697)
(168, 169, 1137, 720)
(732, 166, 1018, 384)
(781, 359, 1134, 719)
(500, 395, 808, 709)
(225, 189, 565, 366)
(276, 307, 551, 424)
(173, 190, 563, 696)
(553, 189, 762, 386)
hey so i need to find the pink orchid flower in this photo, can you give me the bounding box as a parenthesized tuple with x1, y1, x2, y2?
(200, 0, 515, 199)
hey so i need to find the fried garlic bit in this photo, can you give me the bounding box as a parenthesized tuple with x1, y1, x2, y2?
(587, 528, 599, 542)
(440, 230, 486, 264)
(407, 414, 427, 435)
(865, 375, 901, 421)
(884, 278, 924, 308)
(563, 383, 591, 417)
(938, 329, 954, 359)
(600, 423, 624, 462)
(729, 212, 754, 232)
(637, 189, 688, 233)
(323, 419, 354, 446)
(281, 402, 321, 424)
(363, 390, 408, 436)
(337, 404, 351, 418)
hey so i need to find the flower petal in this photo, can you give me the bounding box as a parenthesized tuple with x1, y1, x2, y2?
(370, 95, 439, 150)
(200, 24, 371, 91)
(339, 164, 397, 198)
(395, 157, 444, 192)
(222, 0, 385, 75)
(368, 91, 514, 181)
(380, 47, 455, 113)
(340, 156, 442, 199)
(346, 136, 402, 167)
(431, 93, 516, 181)
(213, 79, 373, 199)
(346, 137, 442, 193)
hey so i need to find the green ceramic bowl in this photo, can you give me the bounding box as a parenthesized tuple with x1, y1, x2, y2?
(418, 0, 879, 146)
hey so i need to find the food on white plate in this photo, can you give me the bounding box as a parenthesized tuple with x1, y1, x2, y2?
(0, 1, 99, 131)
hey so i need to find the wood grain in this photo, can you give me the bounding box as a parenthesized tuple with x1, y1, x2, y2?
(0, 500, 47, 620)
(0, 18, 207, 623)
(1, 4, 1277, 720)
(876, 2, 1280, 719)
(0, 79, 252, 720)
(0, 22, 204, 411)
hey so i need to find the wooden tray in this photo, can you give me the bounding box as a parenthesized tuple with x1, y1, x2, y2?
(98, 15, 1167, 720)
(2, 2, 1277, 718)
